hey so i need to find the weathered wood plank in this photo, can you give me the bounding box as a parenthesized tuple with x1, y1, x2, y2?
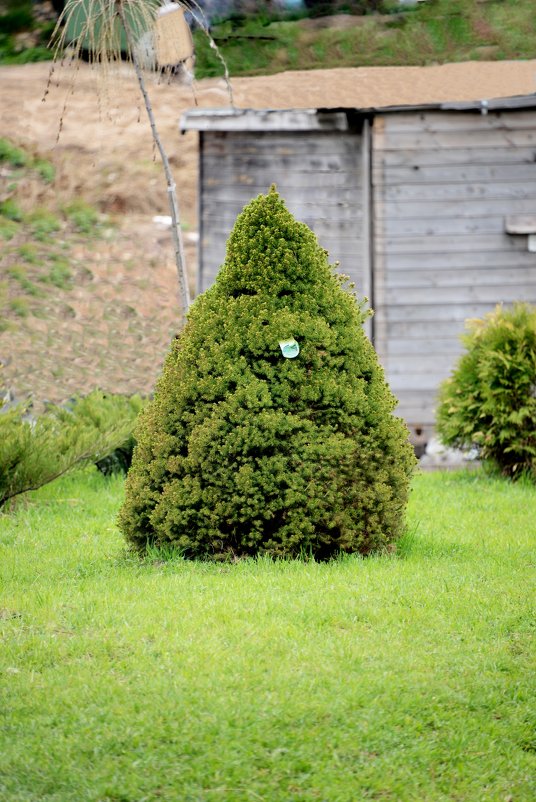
(375, 128, 536, 150)
(378, 301, 505, 323)
(375, 196, 536, 221)
(389, 399, 437, 426)
(373, 162, 536, 184)
(384, 182, 536, 201)
(383, 266, 536, 289)
(377, 111, 536, 133)
(376, 234, 526, 253)
(380, 354, 461, 373)
(382, 319, 484, 338)
(378, 338, 463, 355)
(202, 154, 361, 174)
(204, 171, 363, 190)
(393, 409, 436, 427)
(383, 283, 536, 305)
(382, 250, 536, 269)
(203, 133, 359, 157)
(376, 146, 536, 168)
(387, 373, 453, 392)
(391, 389, 443, 409)
(380, 215, 510, 237)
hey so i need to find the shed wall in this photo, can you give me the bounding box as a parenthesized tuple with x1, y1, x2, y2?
(198, 129, 365, 294)
(372, 109, 536, 435)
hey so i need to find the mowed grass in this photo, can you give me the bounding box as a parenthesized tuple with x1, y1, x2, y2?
(0, 469, 535, 801)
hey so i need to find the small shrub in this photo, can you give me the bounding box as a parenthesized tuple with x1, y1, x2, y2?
(0, 6, 34, 34)
(64, 201, 99, 234)
(45, 261, 72, 290)
(28, 209, 61, 241)
(436, 303, 536, 480)
(0, 391, 142, 509)
(33, 158, 55, 184)
(95, 395, 146, 476)
(0, 137, 28, 168)
(0, 198, 24, 222)
(8, 297, 30, 317)
(0, 137, 55, 182)
(0, 217, 19, 240)
(95, 440, 136, 475)
(17, 244, 41, 264)
(7, 265, 44, 297)
(119, 189, 416, 559)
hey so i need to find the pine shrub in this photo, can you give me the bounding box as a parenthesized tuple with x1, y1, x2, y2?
(0, 391, 141, 508)
(95, 395, 146, 476)
(437, 303, 536, 480)
(119, 189, 416, 559)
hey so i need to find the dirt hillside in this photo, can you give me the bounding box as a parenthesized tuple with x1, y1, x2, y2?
(1, 59, 535, 403)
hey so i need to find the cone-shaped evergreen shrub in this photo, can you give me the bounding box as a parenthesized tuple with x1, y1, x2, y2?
(118, 189, 416, 558)
(437, 303, 536, 480)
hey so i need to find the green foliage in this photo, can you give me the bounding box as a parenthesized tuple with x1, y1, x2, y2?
(302, 1, 384, 17)
(193, 0, 536, 79)
(437, 303, 536, 481)
(119, 189, 415, 559)
(0, 391, 142, 509)
(0, 3, 34, 34)
(0, 216, 19, 240)
(0, 198, 23, 222)
(1, 0, 535, 71)
(17, 243, 42, 264)
(95, 395, 146, 476)
(0, 1, 54, 64)
(0, 137, 55, 182)
(0, 137, 29, 168)
(28, 208, 61, 241)
(32, 158, 56, 184)
(7, 265, 44, 297)
(63, 200, 100, 234)
(43, 260, 73, 289)
(8, 297, 30, 317)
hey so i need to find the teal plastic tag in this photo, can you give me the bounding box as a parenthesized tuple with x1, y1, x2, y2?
(279, 338, 300, 359)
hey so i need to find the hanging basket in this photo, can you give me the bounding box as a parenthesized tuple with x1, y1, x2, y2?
(154, 2, 194, 67)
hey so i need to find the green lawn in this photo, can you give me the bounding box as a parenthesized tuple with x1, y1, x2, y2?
(1, 468, 535, 801)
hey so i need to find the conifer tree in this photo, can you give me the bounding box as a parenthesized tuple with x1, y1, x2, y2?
(118, 188, 416, 558)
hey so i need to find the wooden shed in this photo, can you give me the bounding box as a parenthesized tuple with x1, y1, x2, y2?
(181, 95, 536, 444)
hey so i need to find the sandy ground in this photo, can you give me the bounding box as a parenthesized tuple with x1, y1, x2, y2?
(1, 59, 535, 402)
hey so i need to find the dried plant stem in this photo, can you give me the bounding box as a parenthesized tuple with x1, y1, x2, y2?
(187, 0, 234, 107)
(116, 2, 190, 313)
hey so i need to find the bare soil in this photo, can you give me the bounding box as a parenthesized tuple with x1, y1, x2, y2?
(1, 59, 535, 403)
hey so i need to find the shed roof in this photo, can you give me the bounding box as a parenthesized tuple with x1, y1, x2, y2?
(188, 59, 536, 114)
(181, 94, 536, 131)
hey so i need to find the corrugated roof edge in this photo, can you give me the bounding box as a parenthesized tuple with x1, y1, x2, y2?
(180, 93, 536, 132)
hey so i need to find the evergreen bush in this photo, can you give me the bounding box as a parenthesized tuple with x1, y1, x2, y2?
(437, 303, 536, 480)
(95, 395, 146, 476)
(0, 391, 141, 508)
(119, 189, 415, 559)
